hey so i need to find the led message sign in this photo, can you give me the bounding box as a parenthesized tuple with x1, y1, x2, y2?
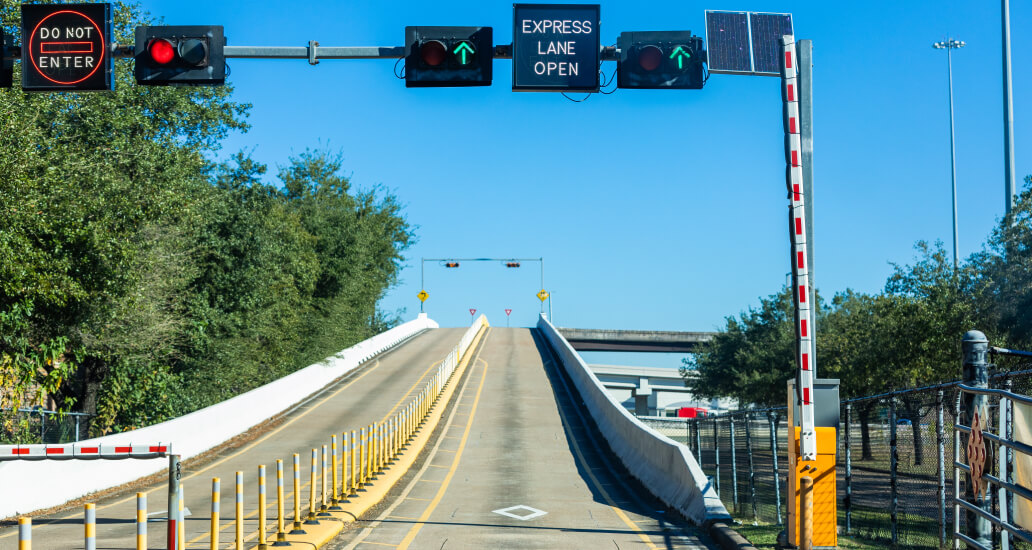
(21, 3, 113, 91)
(512, 4, 599, 92)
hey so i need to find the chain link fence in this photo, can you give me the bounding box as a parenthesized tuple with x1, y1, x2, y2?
(674, 364, 1032, 549)
(0, 408, 93, 444)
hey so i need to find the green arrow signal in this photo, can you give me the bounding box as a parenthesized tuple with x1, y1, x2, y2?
(670, 45, 691, 70)
(453, 41, 474, 65)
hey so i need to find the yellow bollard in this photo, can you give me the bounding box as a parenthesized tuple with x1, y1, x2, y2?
(235, 472, 243, 550)
(360, 427, 367, 486)
(136, 493, 147, 550)
(276, 459, 287, 543)
(800, 476, 814, 550)
(291, 453, 304, 534)
(341, 432, 349, 499)
(84, 503, 96, 550)
(18, 517, 30, 550)
(351, 430, 357, 493)
(320, 444, 328, 512)
(178, 485, 184, 550)
(210, 478, 220, 550)
(258, 465, 267, 549)
(330, 435, 339, 505)
(307, 449, 318, 523)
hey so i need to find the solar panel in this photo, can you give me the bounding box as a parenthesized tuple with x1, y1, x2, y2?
(750, 12, 794, 75)
(705, 11, 751, 74)
(704, 10, 793, 76)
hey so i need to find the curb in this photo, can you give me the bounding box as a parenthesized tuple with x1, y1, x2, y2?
(708, 522, 760, 550)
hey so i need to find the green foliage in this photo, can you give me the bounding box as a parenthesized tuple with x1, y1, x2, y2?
(0, 2, 412, 439)
(684, 175, 1032, 408)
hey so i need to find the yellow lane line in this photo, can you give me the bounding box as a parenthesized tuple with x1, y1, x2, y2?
(342, 332, 490, 550)
(395, 355, 491, 549)
(378, 359, 444, 424)
(545, 358, 660, 550)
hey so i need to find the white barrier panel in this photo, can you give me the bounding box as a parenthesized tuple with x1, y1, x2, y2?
(0, 314, 438, 519)
(537, 314, 730, 525)
(0, 443, 171, 460)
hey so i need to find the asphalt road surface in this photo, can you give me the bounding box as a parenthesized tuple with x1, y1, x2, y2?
(0, 328, 466, 550)
(333, 327, 717, 550)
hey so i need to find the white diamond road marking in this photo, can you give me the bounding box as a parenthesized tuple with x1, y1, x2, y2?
(492, 505, 547, 521)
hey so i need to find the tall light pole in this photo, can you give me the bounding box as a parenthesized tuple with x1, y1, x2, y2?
(933, 37, 965, 270)
(1002, 0, 1016, 215)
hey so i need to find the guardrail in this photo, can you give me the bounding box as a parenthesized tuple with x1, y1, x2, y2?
(537, 314, 730, 525)
(0, 314, 438, 520)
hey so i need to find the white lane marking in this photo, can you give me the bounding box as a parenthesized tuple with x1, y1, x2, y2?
(492, 505, 547, 521)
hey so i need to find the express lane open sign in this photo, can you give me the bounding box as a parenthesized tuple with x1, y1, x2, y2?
(21, 3, 113, 91)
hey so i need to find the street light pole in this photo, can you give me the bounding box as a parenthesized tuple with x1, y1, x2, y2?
(1002, 0, 1016, 215)
(933, 38, 965, 270)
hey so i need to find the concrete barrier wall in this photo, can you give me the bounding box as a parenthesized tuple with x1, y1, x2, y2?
(537, 315, 730, 525)
(0, 314, 439, 519)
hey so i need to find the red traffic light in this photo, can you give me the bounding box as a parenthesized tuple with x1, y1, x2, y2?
(420, 40, 447, 67)
(637, 45, 663, 71)
(148, 38, 175, 65)
(505, 262, 521, 268)
(445, 262, 460, 268)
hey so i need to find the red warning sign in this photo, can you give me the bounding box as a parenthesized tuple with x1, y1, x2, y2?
(505, 309, 512, 316)
(469, 308, 477, 316)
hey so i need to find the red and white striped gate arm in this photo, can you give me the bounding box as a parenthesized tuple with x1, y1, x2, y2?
(781, 34, 818, 461)
(0, 443, 171, 460)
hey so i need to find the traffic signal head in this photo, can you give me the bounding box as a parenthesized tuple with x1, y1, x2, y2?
(135, 26, 226, 86)
(405, 26, 492, 87)
(1, 34, 12, 88)
(617, 31, 705, 89)
(445, 262, 460, 268)
(505, 262, 521, 268)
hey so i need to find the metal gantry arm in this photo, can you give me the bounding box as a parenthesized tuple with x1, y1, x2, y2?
(420, 257, 547, 315)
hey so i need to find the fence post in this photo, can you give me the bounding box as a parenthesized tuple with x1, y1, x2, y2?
(75, 415, 80, 443)
(729, 416, 739, 511)
(769, 412, 783, 525)
(937, 389, 946, 547)
(889, 396, 898, 546)
(961, 330, 991, 548)
(1000, 380, 1012, 550)
(954, 391, 962, 549)
(695, 419, 702, 461)
(844, 401, 852, 535)
(745, 412, 758, 521)
(713, 418, 721, 498)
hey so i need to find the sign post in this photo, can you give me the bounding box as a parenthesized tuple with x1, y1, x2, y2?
(21, 3, 113, 92)
(504, 308, 512, 327)
(512, 4, 600, 92)
(469, 308, 477, 324)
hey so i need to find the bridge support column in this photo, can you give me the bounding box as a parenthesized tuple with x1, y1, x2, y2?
(631, 378, 652, 416)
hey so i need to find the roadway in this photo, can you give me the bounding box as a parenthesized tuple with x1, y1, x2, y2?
(333, 327, 716, 550)
(0, 327, 466, 550)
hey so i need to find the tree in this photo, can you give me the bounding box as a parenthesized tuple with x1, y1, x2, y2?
(682, 287, 798, 409)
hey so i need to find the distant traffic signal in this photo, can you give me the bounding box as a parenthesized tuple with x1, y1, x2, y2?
(617, 31, 704, 89)
(405, 26, 492, 87)
(445, 262, 460, 268)
(1, 34, 11, 88)
(505, 262, 521, 268)
(135, 26, 226, 86)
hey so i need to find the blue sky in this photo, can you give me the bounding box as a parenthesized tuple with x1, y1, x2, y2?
(144, 1, 1030, 345)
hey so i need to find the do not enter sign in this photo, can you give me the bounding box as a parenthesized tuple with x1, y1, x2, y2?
(22, 3, 113, 91)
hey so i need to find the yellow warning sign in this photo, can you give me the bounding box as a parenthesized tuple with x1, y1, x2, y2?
(417, 290, 429, 302)
(537, 289, 549, 302)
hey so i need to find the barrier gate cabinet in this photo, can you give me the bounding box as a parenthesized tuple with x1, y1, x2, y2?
(786, 379, 839, 549)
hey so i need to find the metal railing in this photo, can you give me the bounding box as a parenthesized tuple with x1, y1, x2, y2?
(1, 407, 94, 444)
(679, 364, 1032, 549)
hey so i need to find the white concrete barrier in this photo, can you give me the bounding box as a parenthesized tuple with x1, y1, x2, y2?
(537, 314, 730, 525)
(0, 314, 439, 519)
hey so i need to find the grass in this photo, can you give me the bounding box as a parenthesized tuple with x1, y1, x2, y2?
(731, 521, 889, 550)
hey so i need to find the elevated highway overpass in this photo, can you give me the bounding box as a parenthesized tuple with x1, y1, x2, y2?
(557, 328, 716, 353)
(0, 320, 725, 550)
